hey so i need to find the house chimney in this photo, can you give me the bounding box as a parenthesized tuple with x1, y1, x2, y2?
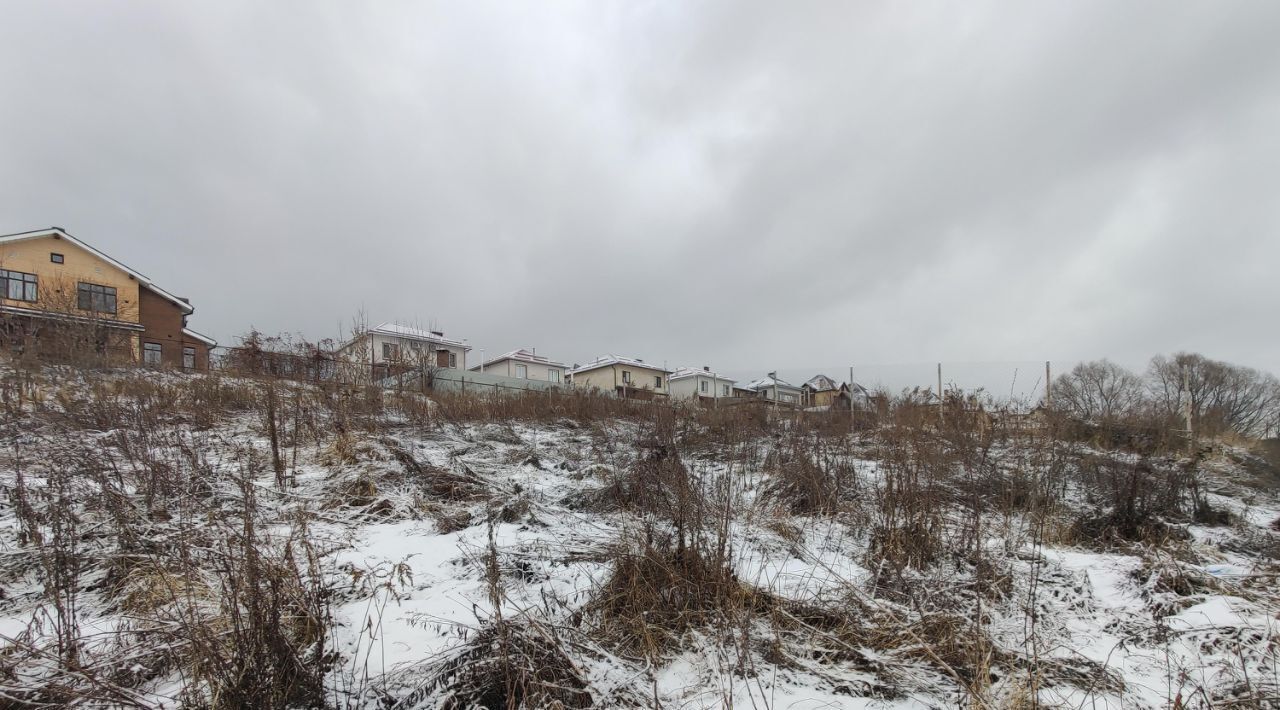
(703, 366, 710, 372)
(430, 330, 444, 338)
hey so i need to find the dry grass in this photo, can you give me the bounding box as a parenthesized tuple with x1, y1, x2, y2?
(586, 531, 745, 658)
(396, 621, 594, 710)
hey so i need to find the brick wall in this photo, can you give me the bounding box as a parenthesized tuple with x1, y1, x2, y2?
(137, 286, 210, 370)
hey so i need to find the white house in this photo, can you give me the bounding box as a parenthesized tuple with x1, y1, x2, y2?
(668, 366, 735, 402)
(335, 322, 471, 378)
(740, 373, 804, 405)
(569, 355, 671, 398)
(470, 348, 567, 384)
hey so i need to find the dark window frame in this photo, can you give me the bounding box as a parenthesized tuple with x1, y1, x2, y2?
(1, 269, 38, 302)
(183, 347, 196, 369)
(77, 282, 117, 314)
(50, 253, 64, 264)
(143, 341, 162, 366)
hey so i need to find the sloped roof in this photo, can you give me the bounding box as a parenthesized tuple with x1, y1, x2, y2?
(669, 366, 735, 383)
(182, 328, 217, 347)
(471, 348, 565, 371)
(570, 355, 672, 375)
(0, 227, 194, 314)
(742, 374, 801, 392)
(803, 374, 840, 392)
(366, 322, 471, 350)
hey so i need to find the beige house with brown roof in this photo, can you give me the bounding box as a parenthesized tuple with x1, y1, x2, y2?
(0, 227, 214, 368)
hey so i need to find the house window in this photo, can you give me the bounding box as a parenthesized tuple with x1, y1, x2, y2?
(654, 375, 662, 389)
(515, 363, 528, 379)
(143, 342, 162, 366)
(700, 380, 708, 393)
(448, 352, 457, 368)
(1, 269, 38, 302)
(183, 347, 195, 369)
(548, 369, 561, 383)
(77, 282, 117, 314)
(621, 370, 631, 384)
(50, 253, 64, 264)
(382, 342, 400, 360)
(722, 384, 731, 396)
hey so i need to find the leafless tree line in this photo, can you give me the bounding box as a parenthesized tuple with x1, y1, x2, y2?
(1052, 352, 1280, 439)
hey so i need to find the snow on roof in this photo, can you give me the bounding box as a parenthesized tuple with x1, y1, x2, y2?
(471, 348, 565, 371)
(742, 374, 800, 391)
(669, 366, 735, 383)
(570, 355, 672, 375)
(366, 322, 471, 350)
(182, 328, 217, 347)
(0, 227, 195, 314)
(804, 374, 840, 392)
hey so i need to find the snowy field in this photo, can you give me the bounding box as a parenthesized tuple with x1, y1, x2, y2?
(0, 368, 1277, 708)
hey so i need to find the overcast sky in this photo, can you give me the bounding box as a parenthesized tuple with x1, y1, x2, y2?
(2, 1, 1278, 388)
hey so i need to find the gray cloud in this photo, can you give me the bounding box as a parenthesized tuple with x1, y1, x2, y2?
(2, 1, 1277, 384)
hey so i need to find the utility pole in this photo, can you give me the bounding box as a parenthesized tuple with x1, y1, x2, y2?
(937, 362, 944, 423)
(1182, 365, 1194, 453)
(849, 365, 855, 425)
(1045, 361, 1051, 409)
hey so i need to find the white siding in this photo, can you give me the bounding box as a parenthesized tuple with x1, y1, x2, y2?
(483, 357, 565, 383)
(669, 374, 734, 400)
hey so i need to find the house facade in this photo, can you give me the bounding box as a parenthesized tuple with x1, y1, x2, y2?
(471, 348, 566, 384)
(802, 374, 842, 407)
(741, 373, 804, 405)
(0, 227, 214, 368)
(668, 366, 735, 402)
(335, 322, 471, 379)
(569, 355, 671, 398)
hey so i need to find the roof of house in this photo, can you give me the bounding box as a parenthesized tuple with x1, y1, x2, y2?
(0, 227, 195, 314)
(470, 348, 565, 371)
(182, 328, 217, 347)
(742, 374, 801, 392)
(803, 374, 841, 392)
(363, 322, 471, 350)
(569, 355, 672, 375)
(669, 366, 735, 383)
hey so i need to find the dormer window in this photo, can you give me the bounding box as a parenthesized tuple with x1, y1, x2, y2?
(50, 253, 64, 264)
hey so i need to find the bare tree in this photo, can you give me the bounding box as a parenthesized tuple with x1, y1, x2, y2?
(1051, 359, 1144, 422)
(1147, 352, 1280, 438)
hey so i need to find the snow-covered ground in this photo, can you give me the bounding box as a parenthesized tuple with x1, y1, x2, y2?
(0, 370, 1277, 708)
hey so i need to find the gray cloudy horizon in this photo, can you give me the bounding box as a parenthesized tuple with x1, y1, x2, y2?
(3, 1, 1278, 388)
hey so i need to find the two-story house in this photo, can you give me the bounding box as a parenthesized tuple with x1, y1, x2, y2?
(668, 366, 735, 403)
(569, 355, 671, 399)
(335, 322, 471, 381)
(470, 348, 567, 384)
(0, 227, 215, 368)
